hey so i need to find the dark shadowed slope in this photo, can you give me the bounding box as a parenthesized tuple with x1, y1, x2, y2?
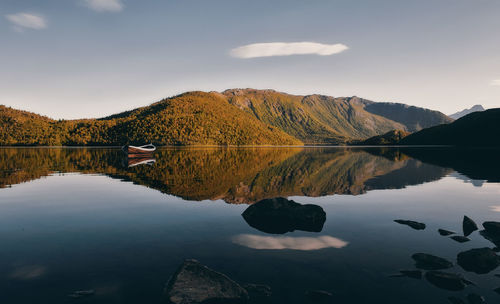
(399, 109, 500, 147)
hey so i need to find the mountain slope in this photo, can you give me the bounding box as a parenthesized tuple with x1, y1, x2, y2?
(449, 105, 485, 119)
(0, 92, 302, 146)
(362, 101, 453, 132)
(223, 89, 407, 144)
(399, 108, 500, 146)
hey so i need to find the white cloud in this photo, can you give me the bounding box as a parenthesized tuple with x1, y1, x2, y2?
(5, 13, 47, 31)
(83, 0, 124, 12)
(490, 79, 500, 86)
(230, 42, 349, 59)
(232, 234, 349, 250)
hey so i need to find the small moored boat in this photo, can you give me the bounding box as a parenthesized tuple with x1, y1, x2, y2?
(122, 143, 156, 155)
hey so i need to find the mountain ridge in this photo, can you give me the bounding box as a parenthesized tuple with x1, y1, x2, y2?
(449, 105, 485, 119)
(0, 89, 454, 146)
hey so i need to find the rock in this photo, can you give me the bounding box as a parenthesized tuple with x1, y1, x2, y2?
(457, 247, 500, 274)
(305, 290, 333, 302)
(463, 216, 478, 237)
(68, 289, 95, 298)
(439, 229, 456, 236)
(466, 293, 486, 304)
(164, 259, 249, 304)
(242, 197, 326, 234)
(480, 230, 500, 248)
(243, 284, 271, 299)
(412, 253, 453, 270)
(394, 219, 426, 230)
(425, 271, 471, 291)
(483, 221, 500, 236)
(390, 270, 422, 279)
(448, 296, 466, 304)
(451, 236, 471, 243)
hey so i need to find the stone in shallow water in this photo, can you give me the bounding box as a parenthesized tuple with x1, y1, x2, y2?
(463, 216, 478, 237)
(424, 271, 471, 291)
(483, 221, 500, 235)
(439, 229, 456, 236)
(448, 296, 466, 304)
(68, 289, 95, 298)
(243, 283, 271, 301)
(466, 293, 486, 304)
(304, 290, 333, 302)
(412, 253, 453, 270)
(457, 247, 500, 274)
(164, 259, 249, 304)
(389, 270, 422, 279)
(451, 236, 471, 243)
(242, 197, 326, 234)
(394, 220, 426, 230)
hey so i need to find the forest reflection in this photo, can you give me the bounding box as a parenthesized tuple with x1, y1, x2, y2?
(0, 147, 466, 204)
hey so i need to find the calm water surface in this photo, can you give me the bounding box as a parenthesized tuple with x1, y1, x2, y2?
(0, 147, 499, 304)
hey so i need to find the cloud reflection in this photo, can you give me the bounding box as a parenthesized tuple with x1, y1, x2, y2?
(490, 206, 500, 212)
(232, 234, 348, 250)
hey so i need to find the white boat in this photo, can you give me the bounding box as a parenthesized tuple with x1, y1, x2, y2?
(122, 143, 156, 155)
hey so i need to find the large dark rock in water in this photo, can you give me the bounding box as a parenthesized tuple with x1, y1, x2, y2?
(450, 236, 471, 243)
(466, 293, 486, 304)
(412, 253, 453, 270)
(463, 216, 478, 237)
(439, 229, 456, 236)
(483, 221, 500, 235)
(164, 259, 249, 304)
(424, 271, 471, 291)
(457, 248, 500, 274)
(242, 197, 326, 234)
(394, 219, 426, 230)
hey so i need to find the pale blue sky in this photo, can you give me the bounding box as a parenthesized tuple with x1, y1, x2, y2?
(1, 0, 500, 119)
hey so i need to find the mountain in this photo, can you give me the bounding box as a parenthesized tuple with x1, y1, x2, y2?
(399, 108, 500, 146)
(0, 92, 302, 146)
(354, 129, 411, 145)
(449, 105, 485, 119)
(0, 89, 453, 146)
(362, 101, 454, 132)
(223, 89, 449, 144)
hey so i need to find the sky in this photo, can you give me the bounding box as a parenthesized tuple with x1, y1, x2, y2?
(1, 0, 500, 119)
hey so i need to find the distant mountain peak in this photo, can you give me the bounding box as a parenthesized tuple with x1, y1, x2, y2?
(450, 105, 485, 120)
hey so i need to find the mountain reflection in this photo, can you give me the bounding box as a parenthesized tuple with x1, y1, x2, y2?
(0, 147, 482, 204)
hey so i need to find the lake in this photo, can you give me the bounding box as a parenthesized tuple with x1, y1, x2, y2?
(0, 147, 499, 304)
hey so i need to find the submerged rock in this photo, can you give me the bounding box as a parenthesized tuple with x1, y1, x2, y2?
(68, 289, 95, 299)
(243, 283, 272, 300)
(483, 221, 500, 235)
(394, 220, 426, 230)
(439, 229, 456, 236)
(242, 197, 326, 234)
(425, 271, 471, 291)
(480, 230, 500, 248)
(451, 236, 471, 243)
(305, 290, 333, 303)
(466, 293, 486, 304)
(164, 259, 249, 304)
(463, 216, 478, 237)
(448, 296, 466, 304)
(390, 270, 422, 279)
(457, 248, 500, 274)
(412, 253, 453, 270)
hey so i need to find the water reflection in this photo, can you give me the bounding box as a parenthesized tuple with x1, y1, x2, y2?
(0, 147, 462, 203)
(232, 235, 348, 250)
